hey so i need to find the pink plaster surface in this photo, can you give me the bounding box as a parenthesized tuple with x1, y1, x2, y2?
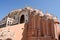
(0, 23, 25, 40)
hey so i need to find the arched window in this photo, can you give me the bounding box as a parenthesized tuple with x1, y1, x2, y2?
(20, 15, 25, 23)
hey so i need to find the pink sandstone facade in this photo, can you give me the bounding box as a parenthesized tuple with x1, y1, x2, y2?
(0, 7, 60, 40)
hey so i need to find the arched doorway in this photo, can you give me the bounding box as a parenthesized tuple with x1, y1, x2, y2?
(58, 35, 60, 40)
(20, 15, 25, 23)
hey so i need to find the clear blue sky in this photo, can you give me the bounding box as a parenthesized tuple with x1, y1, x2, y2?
(0, 0, 60, 21)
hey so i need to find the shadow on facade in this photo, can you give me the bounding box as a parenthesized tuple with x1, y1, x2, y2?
(58, 35, 60, 40)
(21, 23, 28, 40)
(6, 38, 12, 40)
(0, 23, 6, 28)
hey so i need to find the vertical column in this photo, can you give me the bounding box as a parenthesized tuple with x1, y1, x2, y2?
(34, 15, 38, 37)
(42, 17, 47, 36)
(27, 12, 37, 38)
(54, 23, 59, 40)
(37, 15, 41, 37)
(47, 19, 52, 36)
(40, 17, 44, 36)
(31, 14, 36, 37)
(27, 13, 32, 37)
(50, 19, 55, 38)
(46, 19, 55, 37)
(27, 13, 32, 40)
(46, 19, 50, 36)
(24, 23, 28, 40)
(28, 15, 33, 37)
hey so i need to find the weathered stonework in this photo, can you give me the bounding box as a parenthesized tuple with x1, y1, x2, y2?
(0, 7, 60, 40)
